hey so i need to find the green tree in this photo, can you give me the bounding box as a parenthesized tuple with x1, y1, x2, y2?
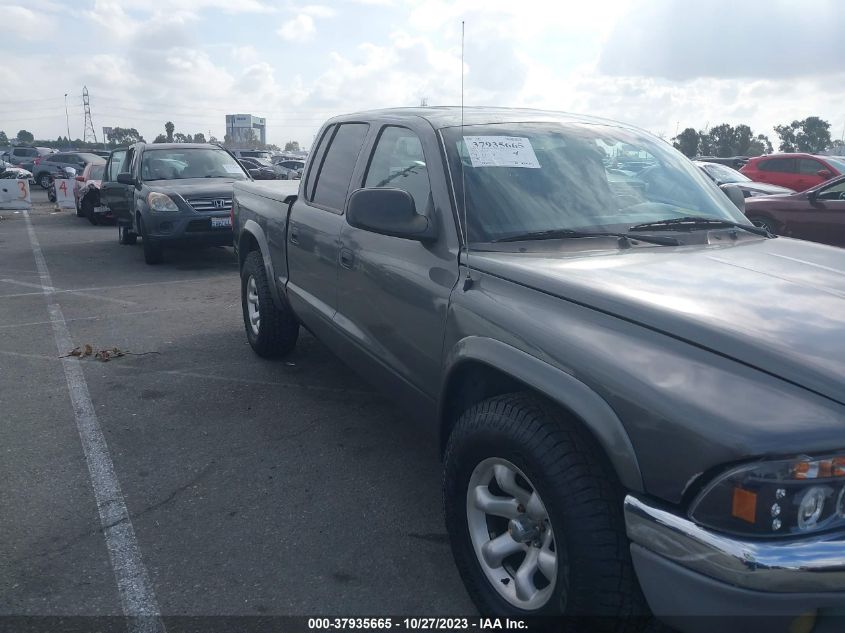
(284, 140, 301, 152)
(774, 117, 831, 153)
(16, 129, 34, 144)
(153, 134, 168, 143)
(193, 133, 206, 144)
(209, 135, 219, 144)
(109, 127, 145, 145)
(0, 131, 8, 145)
(173, 132, 191, 143)
(774, 121, 798, 152)
(165, 121, 175, 143)
(671, 128, 700, 157)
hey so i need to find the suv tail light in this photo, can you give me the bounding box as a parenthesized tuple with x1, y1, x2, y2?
(33, 157, 43, 165)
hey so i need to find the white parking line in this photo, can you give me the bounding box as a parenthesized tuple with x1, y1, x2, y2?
(0, 278, 138, 306)
(22, 210, 165, 633)
(0, 276, 233, 300)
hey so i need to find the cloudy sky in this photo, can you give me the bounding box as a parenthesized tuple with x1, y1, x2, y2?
(1, 0, 844, 149)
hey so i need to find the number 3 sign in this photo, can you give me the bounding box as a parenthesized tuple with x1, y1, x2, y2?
(55, 179, 77, 209)
(0, 178, 32, 210)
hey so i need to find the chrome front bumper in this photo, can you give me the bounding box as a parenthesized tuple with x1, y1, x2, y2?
(624, 495, 845, 594)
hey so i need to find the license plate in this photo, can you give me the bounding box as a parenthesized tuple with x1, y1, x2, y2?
(94, 206, 110, 215)
(211, 216, 231, 228)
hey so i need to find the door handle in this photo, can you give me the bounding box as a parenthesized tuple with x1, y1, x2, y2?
(340, 248, 355, 269)
(289, 225, 299, 245)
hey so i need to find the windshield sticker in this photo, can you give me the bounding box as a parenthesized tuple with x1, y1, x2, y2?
(463, 136, 540, 168)
(223, 164, 243, 174)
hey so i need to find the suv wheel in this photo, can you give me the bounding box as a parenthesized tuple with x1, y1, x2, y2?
(444, 393, 645, 622)
(241, 250, 299, 357)
(38, 173, 52, 190)
(119, 225, 137, 245)
(139, 217, 164, 265)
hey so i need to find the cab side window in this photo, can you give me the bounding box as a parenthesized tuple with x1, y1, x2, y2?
(759, 158, 795, 173)
(311, 123, 369, 212)
(364, 126, 431, 213)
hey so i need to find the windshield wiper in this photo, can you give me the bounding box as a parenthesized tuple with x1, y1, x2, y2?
(628, 216, 770, 236)
(494, 229, 680, 246)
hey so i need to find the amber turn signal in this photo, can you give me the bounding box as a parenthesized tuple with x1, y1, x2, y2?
(731, 487, 757, 523)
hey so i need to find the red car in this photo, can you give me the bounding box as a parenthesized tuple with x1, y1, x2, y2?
(744, 174, 845, 247)
(740, 153, 845, 192)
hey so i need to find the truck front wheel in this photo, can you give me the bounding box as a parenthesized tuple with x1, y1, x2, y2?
(443, 393, 645, 624)
(241, 250, 299, 358)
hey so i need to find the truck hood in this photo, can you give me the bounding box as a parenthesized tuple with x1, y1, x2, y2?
(472, 237, 845, 405)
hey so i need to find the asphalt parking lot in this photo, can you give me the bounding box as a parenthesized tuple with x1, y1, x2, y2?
(0, 188, 474, 618)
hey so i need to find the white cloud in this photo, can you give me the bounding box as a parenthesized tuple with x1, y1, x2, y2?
(277, 13, 316, 41)
(0, 5, 55, 39)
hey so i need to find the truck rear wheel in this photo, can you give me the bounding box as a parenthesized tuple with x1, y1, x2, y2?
(241, 250, 299, 358)
(443, 393, 645, 625)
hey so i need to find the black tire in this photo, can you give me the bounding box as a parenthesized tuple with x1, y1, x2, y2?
(748, 216, 778, 235)
(444, 393, 646, 627)
(139, 217, 164, 265)
(119, 225, 137, 245)
(241, 250, 299, 358)
(82, 196, 99, 226)
(38, 173, 52, 190)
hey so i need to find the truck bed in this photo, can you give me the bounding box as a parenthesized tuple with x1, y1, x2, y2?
(233, 179, 299, 203)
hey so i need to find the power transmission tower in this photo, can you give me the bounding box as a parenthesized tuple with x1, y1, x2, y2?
(82, 86, 98, 144)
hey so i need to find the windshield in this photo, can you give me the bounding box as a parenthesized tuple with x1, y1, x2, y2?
(826, 157, 845, 173)
(141, 148, 247, 180)
(442, 122, 747, 242)
(89, 164, 105, 180)
(701, 162, 750, 183)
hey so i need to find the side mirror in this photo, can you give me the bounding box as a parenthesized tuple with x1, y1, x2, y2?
(817, 169, 833, 179)
(807, 189, 818, 204)
(346, 188, 437, 242)
(720, 183, 746, 212)
(117, 172, 135, 186)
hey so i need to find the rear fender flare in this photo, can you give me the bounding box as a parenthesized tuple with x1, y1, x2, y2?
(240, 219, 283, 309)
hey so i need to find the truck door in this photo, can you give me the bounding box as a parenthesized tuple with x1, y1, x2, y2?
(335, 124, 460, 406)
(286, 122, 369, 336)
(99, 149, 129, 224)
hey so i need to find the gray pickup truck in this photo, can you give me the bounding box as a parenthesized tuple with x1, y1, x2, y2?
(233, 108, 845, 631)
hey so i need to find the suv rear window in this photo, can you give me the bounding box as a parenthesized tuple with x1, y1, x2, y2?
(311, 123, 369, 212)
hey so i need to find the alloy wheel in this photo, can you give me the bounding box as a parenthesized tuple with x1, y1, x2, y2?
(465, 457, 562, 611)
(246, 276, 260, 335)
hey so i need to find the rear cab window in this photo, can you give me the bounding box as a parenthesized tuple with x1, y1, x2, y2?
(309, 123, 370, 212)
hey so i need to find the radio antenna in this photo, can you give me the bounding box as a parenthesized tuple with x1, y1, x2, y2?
(460, 20, 473, 291)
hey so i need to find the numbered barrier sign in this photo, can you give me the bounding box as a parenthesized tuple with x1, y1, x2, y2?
(55, 179, 77, 210)
(0, 179, 32, 210)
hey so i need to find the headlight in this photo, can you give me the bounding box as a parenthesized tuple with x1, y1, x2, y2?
(689, 454, 845, 537)
(147, 192, 179, 213)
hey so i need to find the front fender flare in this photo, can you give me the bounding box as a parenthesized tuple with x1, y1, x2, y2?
(441, 336, 644, 493)
(240, 219, 283, 310)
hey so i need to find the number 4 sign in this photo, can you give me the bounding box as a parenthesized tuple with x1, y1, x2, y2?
(55, 179, 77, 210)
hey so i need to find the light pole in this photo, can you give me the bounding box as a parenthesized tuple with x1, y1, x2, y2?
(64, 93, 71, 144)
